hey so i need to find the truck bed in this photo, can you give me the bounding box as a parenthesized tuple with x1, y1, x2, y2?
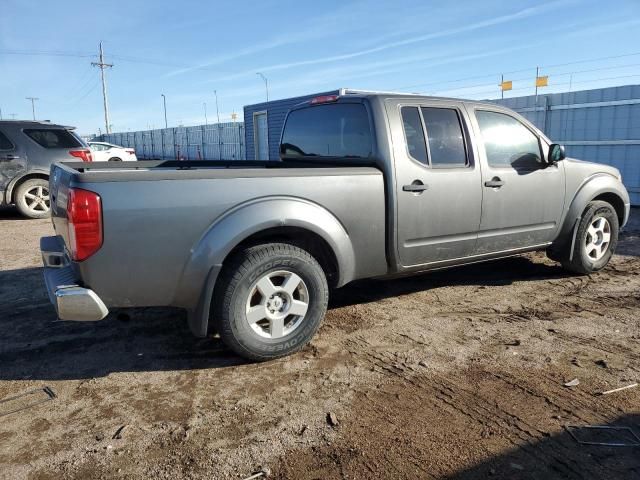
(59, 159, 381, 182)
(49, 160, 388, 313)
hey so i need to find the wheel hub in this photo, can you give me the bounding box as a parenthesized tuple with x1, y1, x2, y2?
(24, 185, 50, 212)
(584, 216, 611, 261)
(267, 294, 288, 314)
(245, 270, 310, 339)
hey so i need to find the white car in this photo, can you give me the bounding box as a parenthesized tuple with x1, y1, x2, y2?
(88, 142, 138, 162)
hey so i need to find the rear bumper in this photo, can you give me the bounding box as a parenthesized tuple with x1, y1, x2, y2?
(41, 236, 109, 322)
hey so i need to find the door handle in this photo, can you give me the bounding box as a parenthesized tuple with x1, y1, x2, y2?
(484, 177, 505, 188)
(0, 154, 19, 161)
(403, 182, 428, 192)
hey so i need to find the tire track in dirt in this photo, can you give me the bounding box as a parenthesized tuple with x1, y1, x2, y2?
(344, 333, 633, 479)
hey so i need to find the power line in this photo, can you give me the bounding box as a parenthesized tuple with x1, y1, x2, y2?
(0, 49, 94, 58)
(0, 49, 185, 67)
(428, 62, 640, 96)
(72, 77, 101, 105)
(393, 51, 640, 92)
(435, 73, 640, 100)
(108, 54, 187, 68)
(65, 64, 95, 100)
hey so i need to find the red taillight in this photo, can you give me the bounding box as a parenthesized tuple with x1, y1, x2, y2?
(69, 149, 93, 162)
(67, 188, 102, 261)
(310, 95, 339, 105)
(125, 149, 135, 155)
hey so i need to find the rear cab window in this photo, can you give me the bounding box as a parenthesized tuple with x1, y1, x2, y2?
(23, 128, 83, 149)
(280, 102, 373, 159)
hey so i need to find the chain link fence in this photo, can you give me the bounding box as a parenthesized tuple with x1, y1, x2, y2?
(101, 122, 246, 160)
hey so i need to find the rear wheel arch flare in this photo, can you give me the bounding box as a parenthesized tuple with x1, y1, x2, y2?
(9, 172, 49, 203)
(222, 225, 340, 288)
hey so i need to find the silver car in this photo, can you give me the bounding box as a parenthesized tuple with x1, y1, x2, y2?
(0, 120, 92, 218)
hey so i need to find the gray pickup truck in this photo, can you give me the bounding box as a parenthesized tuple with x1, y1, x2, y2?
(41, 90, 630, 360)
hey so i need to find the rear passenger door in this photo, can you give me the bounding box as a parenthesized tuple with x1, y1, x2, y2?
(468, 107, 565, 254)
(387, 99, 483, 267)
(0, 127, 27, 196)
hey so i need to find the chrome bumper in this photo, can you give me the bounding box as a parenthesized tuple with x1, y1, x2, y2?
(41, 236, 108, 322)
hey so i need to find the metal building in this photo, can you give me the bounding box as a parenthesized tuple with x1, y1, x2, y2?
(102, 122, 245, 161)
(494, 84, 640, 205)
(243, 85, 640, 205)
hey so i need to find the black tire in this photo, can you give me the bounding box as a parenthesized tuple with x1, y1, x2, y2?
(108, 157, 122, 162)
(213, 243, 328, 361)
(561, 200, 619, 274)
(15, 178, 50, 219)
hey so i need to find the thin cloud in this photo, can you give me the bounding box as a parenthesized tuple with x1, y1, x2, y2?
(165, 2, 369, 78)
(203, 0, 571, 85)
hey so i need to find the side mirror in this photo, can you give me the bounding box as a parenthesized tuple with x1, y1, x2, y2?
(549, 143, 566, 163)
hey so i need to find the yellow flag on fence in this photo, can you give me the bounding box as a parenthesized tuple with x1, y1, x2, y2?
(500, 80, 513, 91)
(536, 76, 548, 87)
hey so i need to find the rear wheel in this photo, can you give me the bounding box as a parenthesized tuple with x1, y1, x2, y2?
(15, 178, 50, 219)
(108, 157, 122, 162)
(213, 243, 328, 361)
(561, 200, 619, 274)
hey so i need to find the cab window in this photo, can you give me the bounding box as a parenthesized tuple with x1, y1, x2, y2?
(475, 110, 542, 169)
(401, 106, 468, 167)
(280, 103, 372, 159)
(421, 107, 468, 167)
(400, 106, 428, 164)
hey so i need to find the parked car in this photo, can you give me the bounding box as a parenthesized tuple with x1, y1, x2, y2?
(88, 141, 137, 162)
(0, 120, 92, 218)
(41, 90, 630, 360)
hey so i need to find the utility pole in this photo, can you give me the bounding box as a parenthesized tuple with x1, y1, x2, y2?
(0, 106, 3, 120)
(214, 90, 221, 124)
(256, 72, 269, 102)
(9, 113, 17, 120)
(92, 42, 113, 134)
(161, 94, 168, 128)
(500, 74, 504, 100)
(25, 97, 39, 120)
(203, 102, 208, 125)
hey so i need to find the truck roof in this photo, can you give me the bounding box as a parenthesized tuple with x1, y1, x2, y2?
(337, 88, 495, 107)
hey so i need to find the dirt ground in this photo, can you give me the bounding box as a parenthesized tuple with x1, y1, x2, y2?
(0, 206, 639, 480)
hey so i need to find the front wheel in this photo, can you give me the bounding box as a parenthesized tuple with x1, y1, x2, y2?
(561, 200, 619, 274)
(213, 243, 329, 361)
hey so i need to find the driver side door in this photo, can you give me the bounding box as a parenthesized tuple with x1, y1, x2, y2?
(468, 107, 566, 254)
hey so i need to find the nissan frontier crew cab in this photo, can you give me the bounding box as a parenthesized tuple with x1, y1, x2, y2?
(41, 89, 630, 360)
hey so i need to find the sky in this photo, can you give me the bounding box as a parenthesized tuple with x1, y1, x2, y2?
(1, 0, 640, 135)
